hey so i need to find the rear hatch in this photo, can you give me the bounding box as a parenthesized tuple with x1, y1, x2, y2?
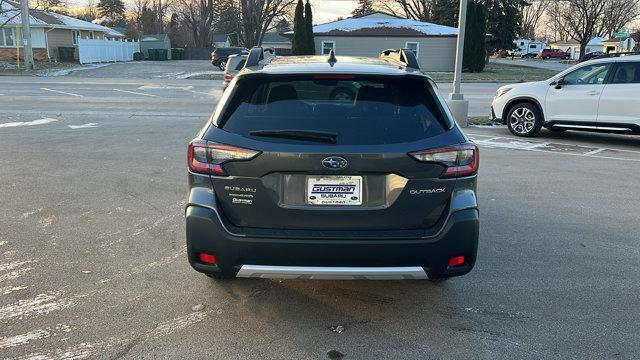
(195, 74, 471, 231)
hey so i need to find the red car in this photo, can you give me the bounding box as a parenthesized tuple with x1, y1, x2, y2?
(538, 49, 570, 60)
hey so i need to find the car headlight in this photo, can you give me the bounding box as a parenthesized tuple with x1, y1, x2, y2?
(495, 88, 512, 98)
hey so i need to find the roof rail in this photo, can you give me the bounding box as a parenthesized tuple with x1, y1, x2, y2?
(379, 49, 420, 70)
(594, 51, 640, 60)
(244, 46, 277, 68)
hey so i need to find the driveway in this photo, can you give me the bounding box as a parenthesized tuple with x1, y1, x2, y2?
(492, 58, 572, 72)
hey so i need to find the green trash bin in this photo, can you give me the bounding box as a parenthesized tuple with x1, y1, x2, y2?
(157, 49, 168, 61)
(147, 49, 158, 61)
(58, 47, 75, 62)
(171, 48, 184, 60)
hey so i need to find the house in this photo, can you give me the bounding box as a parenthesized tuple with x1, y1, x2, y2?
(261, 32, 291, 55)
(211, 33, 231, 48)
(550, 37, 606, 59)
(307, 12, 458, 72)
(0, 0, 124, 62)
(602, 35, 638, 53)
(140, 34, 172, 60)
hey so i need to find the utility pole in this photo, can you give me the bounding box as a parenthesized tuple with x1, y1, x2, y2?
(20, 0, 34, 70)
(447, 0, 468, 127)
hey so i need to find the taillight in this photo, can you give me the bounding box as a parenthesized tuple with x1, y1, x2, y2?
(224, 73, 233, 81)
(188, 139, 260, 176)
(409, 144, 478, 178)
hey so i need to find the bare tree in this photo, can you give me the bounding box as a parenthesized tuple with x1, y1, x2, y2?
(1, 0, 21, 30)
(374, 0, 431, 21)
(596, 0, 640, 38)
(551, 0, 640, 58)
(174, 0, 216, 46)
(520, 0, 548, 39)
(236, 0, 295, 47)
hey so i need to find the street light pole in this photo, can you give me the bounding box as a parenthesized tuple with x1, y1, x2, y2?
(447, 0, 469, 127)
(20, 0, 34, 70)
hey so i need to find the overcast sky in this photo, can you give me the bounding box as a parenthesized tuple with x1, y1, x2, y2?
(311, 0, 357, 24)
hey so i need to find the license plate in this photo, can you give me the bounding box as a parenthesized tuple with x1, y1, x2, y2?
(306, 176, 362, 206)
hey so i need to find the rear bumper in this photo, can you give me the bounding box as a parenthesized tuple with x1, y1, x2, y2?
(185, 206, 479, 279)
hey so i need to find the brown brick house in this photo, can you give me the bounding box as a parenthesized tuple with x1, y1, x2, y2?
(0, 0, 124, 63)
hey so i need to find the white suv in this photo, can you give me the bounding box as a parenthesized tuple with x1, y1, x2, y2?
(491, 55, 640, 137)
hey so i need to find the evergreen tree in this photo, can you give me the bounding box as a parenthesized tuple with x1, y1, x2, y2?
(484, 0, 521, 53)
(463, 1, 486, 72)
(352, 0, 375, 17)
(304, 0, 315, 55)
(291, 0, 306, 55)
(97, 0, 125, 23)
(431, 0, 458, 27)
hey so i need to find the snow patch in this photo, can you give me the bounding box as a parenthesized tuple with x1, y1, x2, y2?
(1, 285, 28, 295)
(0, 268, 32, 283)
(0, 260, 37, 272)
(38, 63, 111, 77)
(0, 118, 59, 128)
(312, 13, 458, 36)
(68, 123, 99, 129)
(0, 325, 70, 349)
(0, 241, 7, 246)
(22, 208, 44, 218)
(0, 292, 77, 321)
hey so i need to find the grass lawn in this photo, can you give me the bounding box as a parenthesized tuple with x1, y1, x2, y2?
(428, 62, 558, 82)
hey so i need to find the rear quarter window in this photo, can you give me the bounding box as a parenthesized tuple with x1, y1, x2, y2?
(216, 75, 451, 145)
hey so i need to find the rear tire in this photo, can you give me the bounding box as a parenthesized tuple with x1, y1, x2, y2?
(506, 102, 543, 137)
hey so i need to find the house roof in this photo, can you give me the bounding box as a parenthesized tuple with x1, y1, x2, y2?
(262, 32, 290, 44)
(285, 12, 458, 37)
(302, 12, 458, 38)
(552, 37, 606, 46)
(0, 1, 124, 37)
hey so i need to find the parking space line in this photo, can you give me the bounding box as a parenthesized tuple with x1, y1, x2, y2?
(113, 89, 157, 97)
(583, 148, 606, 156)
(467, 132, 640, 155)
(40, 88, 83, 97)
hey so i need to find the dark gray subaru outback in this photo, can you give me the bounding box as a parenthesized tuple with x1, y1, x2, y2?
(186, 49, 479, 280)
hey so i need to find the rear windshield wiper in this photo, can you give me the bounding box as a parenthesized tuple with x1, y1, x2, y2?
(249, 129, 337, 144)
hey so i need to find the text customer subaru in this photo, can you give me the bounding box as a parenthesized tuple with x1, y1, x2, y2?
(186, 49, 479, 280)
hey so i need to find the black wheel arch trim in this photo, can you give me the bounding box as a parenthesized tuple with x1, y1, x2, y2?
(502, 97, 545, 125)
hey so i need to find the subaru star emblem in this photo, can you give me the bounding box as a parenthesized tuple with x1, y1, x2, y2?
(322, 156, 348, 169)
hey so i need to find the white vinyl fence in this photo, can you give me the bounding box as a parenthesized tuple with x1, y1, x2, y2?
(78, 38, 140, 64)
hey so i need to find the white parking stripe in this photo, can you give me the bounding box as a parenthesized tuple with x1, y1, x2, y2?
(467, 132, 640, 155)
(583, 148, 606, 156)
(40, 88, 83, 97)
(113, 89, 157, 97)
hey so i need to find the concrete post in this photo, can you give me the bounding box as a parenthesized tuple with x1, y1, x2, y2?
(20, 0, 34, 70)
(447, 0, 469, 127)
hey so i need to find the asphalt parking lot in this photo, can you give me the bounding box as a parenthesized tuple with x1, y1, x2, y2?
(1, 74, 639, 359)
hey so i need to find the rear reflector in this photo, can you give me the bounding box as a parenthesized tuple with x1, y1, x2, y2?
(188, 139, 260, 176)
(224, 73, 233, 81)
(198, 253, 217, 264)
(448, 256, 465, 267)
(409, 144, 479, 178)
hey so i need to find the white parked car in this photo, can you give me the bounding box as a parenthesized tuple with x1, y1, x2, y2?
(491, 54, 640, 137)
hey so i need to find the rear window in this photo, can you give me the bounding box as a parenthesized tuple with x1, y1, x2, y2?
(217, 75, 451, 145)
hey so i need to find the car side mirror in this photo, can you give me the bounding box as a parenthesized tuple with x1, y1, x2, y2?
(555, 78, 564, 89)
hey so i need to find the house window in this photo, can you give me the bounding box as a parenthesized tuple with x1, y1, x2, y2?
(72, 30, 81, 45)
(405, 42, 419, 58)
(529, 44, 538, 49)
(89, 31, 95, 39)
(321, 41, 335, 55)
(1, 28, 16, 47)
